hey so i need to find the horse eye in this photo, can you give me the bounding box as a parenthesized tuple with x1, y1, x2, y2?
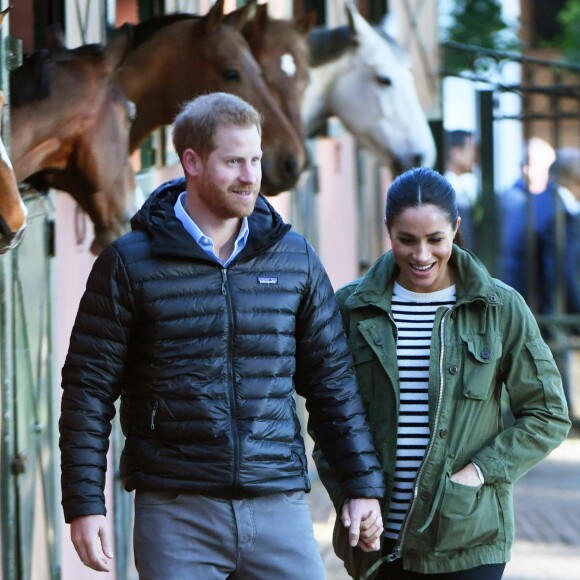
(376, 75, 392, 87)
(223, 69, 241, 82)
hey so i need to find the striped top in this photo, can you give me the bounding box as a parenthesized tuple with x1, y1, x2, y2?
(385, 282, 456, 540)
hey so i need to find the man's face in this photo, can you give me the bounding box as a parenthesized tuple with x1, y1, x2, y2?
(192, 124, 262, 220)
(454, 137, 476, 174)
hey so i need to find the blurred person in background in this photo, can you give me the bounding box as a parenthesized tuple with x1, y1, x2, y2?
(499, 137, 580, 417)
(444, 130, 479, 251)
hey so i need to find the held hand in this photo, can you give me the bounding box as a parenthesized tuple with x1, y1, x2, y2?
(70, 514, 114, 572)
(450, 462, 482, 487)
(341, 498, 383, 551)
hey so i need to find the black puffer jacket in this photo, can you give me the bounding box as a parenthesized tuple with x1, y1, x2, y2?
(60, 178, 385, 523)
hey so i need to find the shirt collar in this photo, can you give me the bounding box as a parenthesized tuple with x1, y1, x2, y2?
(174, 191, 249, 266)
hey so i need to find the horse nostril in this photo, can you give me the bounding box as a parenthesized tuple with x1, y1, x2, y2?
(411, 154, 423, 167)
(283, 154, 299, 180)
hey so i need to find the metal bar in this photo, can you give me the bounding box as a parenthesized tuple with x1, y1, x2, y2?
(442, 41, 580, 72)
(476, 90, 497, 275)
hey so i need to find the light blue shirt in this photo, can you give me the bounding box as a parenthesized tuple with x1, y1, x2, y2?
(174, 191, 249, 267)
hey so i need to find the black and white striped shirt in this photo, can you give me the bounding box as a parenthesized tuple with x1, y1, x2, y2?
(385, 282, 456, 540)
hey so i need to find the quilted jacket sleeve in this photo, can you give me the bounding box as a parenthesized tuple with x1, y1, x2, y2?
(59, 244, 135, 523)
(295, 243, 385, 501)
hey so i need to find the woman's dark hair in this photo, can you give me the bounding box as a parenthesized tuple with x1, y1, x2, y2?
(385, 167, 463, 245)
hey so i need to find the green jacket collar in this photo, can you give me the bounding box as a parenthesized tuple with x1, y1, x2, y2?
(344, 245, 502, 313)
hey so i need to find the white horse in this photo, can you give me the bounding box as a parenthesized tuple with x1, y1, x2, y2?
(302, 2, 436, 169)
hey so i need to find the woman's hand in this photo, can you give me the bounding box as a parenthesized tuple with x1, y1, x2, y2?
(450, 462, 483, 486)
(341, 498, 383, 551)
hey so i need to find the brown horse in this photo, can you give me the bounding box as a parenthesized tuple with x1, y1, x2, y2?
(240, 3, 316, 142)
(115, 0, 306, 195)
(0, 88, 27, 254)
(10, 26, 139, 254)
(0, 9, 27, 254)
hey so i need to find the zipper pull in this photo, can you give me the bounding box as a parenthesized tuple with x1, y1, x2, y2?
(150, 400, 158, 430)
(386, 545, 401, 563)
(221, 269, 228, 295)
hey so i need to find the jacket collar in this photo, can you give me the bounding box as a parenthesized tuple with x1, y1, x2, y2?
(130, 177, 290, 260)
(344, 245, 502, 312)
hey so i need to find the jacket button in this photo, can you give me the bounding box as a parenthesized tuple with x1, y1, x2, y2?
(489, 294, 498, 302)
(439, 429, 448, 438)
(481, 349, 491, 359)
(374, 337, 384, 346)
(449, 365, 458, 374)
(421, 490, 432, 500)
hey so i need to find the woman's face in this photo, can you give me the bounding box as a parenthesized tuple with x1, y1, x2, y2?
(389, 203, 459, 293)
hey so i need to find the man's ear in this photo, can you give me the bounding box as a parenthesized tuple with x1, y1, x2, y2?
(182, 148, 200, 177)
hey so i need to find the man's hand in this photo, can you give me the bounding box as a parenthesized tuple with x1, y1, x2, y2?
(70, 514, 114, 572)
(341, 498, 383, 552)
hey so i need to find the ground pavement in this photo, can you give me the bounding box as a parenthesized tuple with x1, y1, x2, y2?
(310, 434, 580, 580)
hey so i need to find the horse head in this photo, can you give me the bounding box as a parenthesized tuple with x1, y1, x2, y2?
(239, 2, 316, 142)
(117, 0, 307, 195)
(0, 91, 27, 254)
(304, 1, 436, 170)
(10, 24, 138, 255)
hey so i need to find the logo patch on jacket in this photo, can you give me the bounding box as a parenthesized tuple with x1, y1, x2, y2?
(258, 277, 278, 284)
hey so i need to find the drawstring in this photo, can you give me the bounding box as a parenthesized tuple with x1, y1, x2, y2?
(360, 554, 390, 579)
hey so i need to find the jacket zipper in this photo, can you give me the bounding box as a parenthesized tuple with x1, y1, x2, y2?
(221, 268, 240, 489)
(387, 306, 453, 562)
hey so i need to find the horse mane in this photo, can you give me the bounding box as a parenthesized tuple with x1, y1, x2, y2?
(308, 25, 356, 67)
(129, 13, 199, 49)
(10, 43, 108, 107)
(10, 51, 52, 106)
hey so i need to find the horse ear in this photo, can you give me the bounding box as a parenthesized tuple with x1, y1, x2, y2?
(223, 0, 255, 31)
(199, 0, 225, 34)
(239, 2, 264, 50)
(44, 23, 68, 52)
(105, 23, 133, 71)
(295, 9, 318, 34)
(379, 11, 399, 40)
(344, 0, 358, 39)
(344, 0, 371, 43)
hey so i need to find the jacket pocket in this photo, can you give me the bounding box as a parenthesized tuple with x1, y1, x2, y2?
(434, 477, 499, 553)
(460, 334, 502, 399)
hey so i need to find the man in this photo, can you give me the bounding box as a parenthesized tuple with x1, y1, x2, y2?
(499, 137, 580, 419)
(443, 129, 479, 250)
(60, 92, 385, 578)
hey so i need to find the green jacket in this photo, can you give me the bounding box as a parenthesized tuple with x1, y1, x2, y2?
(314, 246, 571, 578)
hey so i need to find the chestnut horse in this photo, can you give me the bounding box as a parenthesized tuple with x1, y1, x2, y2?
(10, 27, 139, 254)
(0, 89, 27, 254)
(240, 2, 316, 142)
(304, 2, 436, 169)
(115, 0, 306, 195)
(0, 9, 27, 253)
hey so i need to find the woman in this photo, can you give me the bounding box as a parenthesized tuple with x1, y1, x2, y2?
(314, 167, 571, 579)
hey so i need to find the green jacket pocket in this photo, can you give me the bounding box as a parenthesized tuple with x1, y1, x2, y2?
(434, 477, 499, 553)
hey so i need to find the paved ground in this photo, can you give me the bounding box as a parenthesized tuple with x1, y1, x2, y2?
(310, 434, 580, 580)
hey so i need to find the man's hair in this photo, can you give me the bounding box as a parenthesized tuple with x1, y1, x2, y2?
(172, 92, 263, 160)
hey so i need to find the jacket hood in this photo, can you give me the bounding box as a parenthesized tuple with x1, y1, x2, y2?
(344, 245, 502, 312)
(130, 177, 290, 259)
